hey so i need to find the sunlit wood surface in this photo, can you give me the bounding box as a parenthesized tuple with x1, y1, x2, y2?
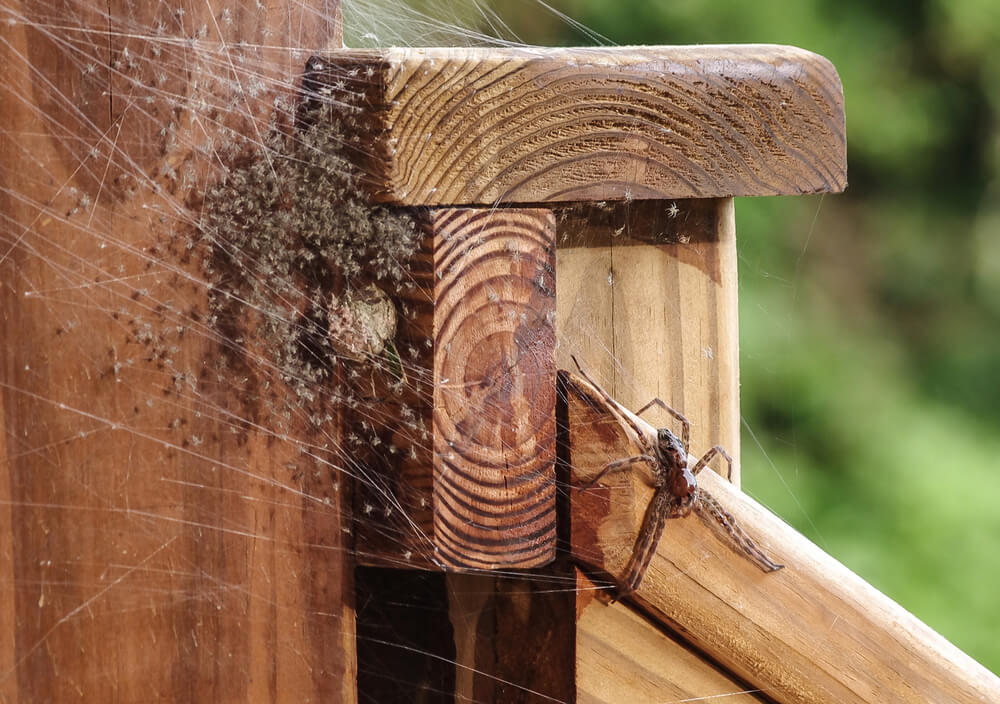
(309, 45, 847, 205)
(565, 369, 1000, 704)
(576, 571, 765, 704)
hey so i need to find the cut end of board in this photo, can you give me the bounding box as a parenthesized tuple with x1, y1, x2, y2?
(303, 44, 847, 206)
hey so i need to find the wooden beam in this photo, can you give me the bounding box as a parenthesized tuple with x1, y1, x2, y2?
(355, 208, 558, 570)
(0, 2, 351, 701)
(555, 197, 748, 702)
(575, 570, 765, 703)
(563, 370, 1000, 704)
(305, 45, 846, 206)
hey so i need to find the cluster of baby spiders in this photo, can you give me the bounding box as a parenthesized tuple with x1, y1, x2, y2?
(570, 357, 783, 595)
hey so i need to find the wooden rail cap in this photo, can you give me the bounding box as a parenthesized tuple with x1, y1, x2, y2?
(304, 44, 846, 206)
(562, 370, 1000, 704)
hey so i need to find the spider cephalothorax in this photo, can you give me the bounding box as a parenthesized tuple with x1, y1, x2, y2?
(654, 427, 697, 509)
(571, 356, 782, 595)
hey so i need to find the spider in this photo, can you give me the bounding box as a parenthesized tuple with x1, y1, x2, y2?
(570, 356, 783, 595)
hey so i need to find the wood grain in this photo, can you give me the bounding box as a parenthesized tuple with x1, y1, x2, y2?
(306, 45, 847, 205)
(563, 370, 1000, 704)
(556, 198, 741, 482)
(356, 208, 558, 571)
(433, 209, 558, 569)
(555, 197, 751, 702)
(0, 2, 352, 702)
(575, 570, 765, 704)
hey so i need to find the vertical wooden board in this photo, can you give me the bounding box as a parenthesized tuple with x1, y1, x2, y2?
(447, 572, 576, 704)
(448, 574, 496, 704)
(356, 568, 456, 701)
(554, 216, 615, 388)
(0, 2, 354, 702)
(350, 228, 438, 570)
(609, 199, 740, 479)
(557, 199, 744, 703)
(555, 199, 739, 482)
(0, 382, 13, 700)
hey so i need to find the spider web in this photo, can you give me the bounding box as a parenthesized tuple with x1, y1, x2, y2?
(2, 0, 992, 701)
(0, 2, 642, 701)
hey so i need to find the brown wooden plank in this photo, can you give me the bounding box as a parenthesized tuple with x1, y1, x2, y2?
(555, 198, 740, 483)
(355, 568, 456, 701)
(557, 197, 747, 702)
(306, 45, 846, 205)
(575, 570, 765, 704)
(355, 208, 558, 570)
(563, 370, 1000, 704)
(0, 2, 353, 702)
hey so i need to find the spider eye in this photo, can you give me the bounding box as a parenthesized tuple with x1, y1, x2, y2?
(658, 428, 683, 454)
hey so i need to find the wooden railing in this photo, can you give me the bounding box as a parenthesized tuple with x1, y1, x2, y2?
(4, 1, 1000, 702)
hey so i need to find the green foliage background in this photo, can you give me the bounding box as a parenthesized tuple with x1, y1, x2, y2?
(494, 0, 1000, 674)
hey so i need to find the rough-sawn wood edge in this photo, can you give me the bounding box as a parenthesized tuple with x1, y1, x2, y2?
(304, 44, 846, 205)
(563, 370, 1000, 704)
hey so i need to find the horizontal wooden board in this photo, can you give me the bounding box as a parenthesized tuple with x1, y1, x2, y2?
(304, 45, 847, 205)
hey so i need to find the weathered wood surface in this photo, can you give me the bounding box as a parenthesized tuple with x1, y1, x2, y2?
(555, 198, 741, 482)
(0, 2, 353, 702)
(575, 570, 764, 704)
(307, 45, 847, 206)
(564, 370, 1000, 704)
(355, 207, 558, 570)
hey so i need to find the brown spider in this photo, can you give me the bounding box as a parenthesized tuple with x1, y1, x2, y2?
(570, 356, 783, 595)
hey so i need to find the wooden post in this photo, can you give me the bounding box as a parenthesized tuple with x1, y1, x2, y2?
(0, 2, 354, 702)
(555, 198, 752, 702)
(351, 208, 559, 571)
(556, 198, 741, 480)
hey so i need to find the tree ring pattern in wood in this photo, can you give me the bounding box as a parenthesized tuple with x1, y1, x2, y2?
(431, 208, 557, 569)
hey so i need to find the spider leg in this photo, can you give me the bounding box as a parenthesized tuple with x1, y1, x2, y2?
(569, 355, 653, 455)
(620, 486, 674, 596)
(689, 445, 734, 482)
(576, 455, 656, 491)
(693, 491, 783, 572)
(635, 398, 690, 453)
